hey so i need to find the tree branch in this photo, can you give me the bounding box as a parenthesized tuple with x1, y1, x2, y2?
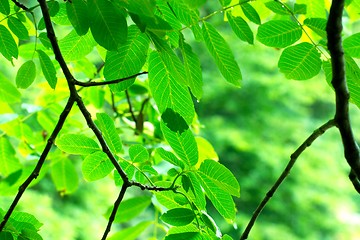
(74, 72, 148, 87)
(125, 89, 138, 124)
(240, 119, 336, 240)
(326, 0, 360, 191)
(11, 0, 29, 11)
(0, 98, 75, 231)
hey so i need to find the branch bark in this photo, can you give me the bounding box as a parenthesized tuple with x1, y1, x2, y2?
(326, 0, 360, 192)
(240, 120, 335, 240)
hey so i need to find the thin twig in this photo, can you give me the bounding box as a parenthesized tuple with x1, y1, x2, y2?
(11, 0, 29, 11)
(240, 119, 336, 240)
(74, 72, 148, 87)
(101, 184, 129, 240)
(0, 98, 75, 231)
(125, 90, 137, 124)
(326, 0, 360, 191)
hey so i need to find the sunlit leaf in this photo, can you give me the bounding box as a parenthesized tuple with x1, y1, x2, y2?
(202, 22, 242, 87)
(0, 137, 21, 177)
(344, 32, 360, 58)
(304, 18, 327, 38)
(160, 208, 195, 226)
(241, 2, 261, 25)
(107, 196, 151, 223)
(16, 60, 36, 89)
(129, 144, 149, 163)
(179, 36, 203, 99)
(82, 151, 114, 181)
(0, 76, 21, 103)
(161, 120, 198, 167)
(7, 16, 29, 40)
(104, 25, 149, 92)
(296, 0, 325, 18)
(278, 42, 321, 80)
(58, 29, 96, 61)
(199, 160, 240, 197)
(95, 113, 122, 153)
(51, 158, 79, 194)
(148, 51, 195, 124)
(108, 221, 152, 240)
(0, 0, 9, 15)
(265, 1, 290, 15)
(257, 20, 302, 48)
(196, 171, 236, 221)
(66, 0, 89, 36)
(227, 12, 254, 44)
(157, 148, 185, 169)
(0, 25, 18, 61)
(37, 50, 57, 89)
(89, 0, 127, 50)
(56, 134, 100, 155)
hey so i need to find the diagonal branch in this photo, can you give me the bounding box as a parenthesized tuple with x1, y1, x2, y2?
(326, 0, 360, 192)
(0, 97, 75, 231)
(240, 119, 336, 240)
(74, 72, 148, 87)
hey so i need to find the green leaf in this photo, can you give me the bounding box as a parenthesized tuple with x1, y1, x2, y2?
(7, 17, 29, 40)
(165, 232, 202, 240)
(196, 171, 236, 221)
(51, 3, 71, 25)
(0, 0, 9, 15)
(0, 232, 13, 239)
(344, 32, 360, 58)
(95, 113, 122, 153)
(202, 22, 242, 87)
(48, 0, 60, 17)
(196, 137, 218, 165)
(160, 117, 198, 167)
(104, 25, 150, 92)
(108, 221, 152, 240)
(0, 137, 21, 177)
(345, 55, 360, 108)
(0, 75, 21, 103)
(16, 60, 36, 89)
(129, 145, 149, 163)
(179, 36, 203, 99)
(199, 160, 240, 197)
(66, 0, 89, 36)
(157, 148, 185, 169)
(51, 158, 79, 195)
(294, 3, 307, 14)
(265, 1, 290, 15)
(226, 12, 254, 44)
(56, 134, 100, 155)
(241, 2, 261, 25)
(257, 20, 302, 48)
(278, 42, 322, 80)
(126, 0, 156, 17)
(304, 18, 327, 38)
(108, 196, 151, 223)
(89, 0, 127, 51)
(148, 51, 195, 124)
(37, 50, 57, 89)
(11, 211, 43, 230)
(185, 172, 206, 210)
(219, 0, 231, 7)
(183, 0, 206, 8)
(161, 108, 189, 134)
(296, 0, 325, 18)
(82, 151, 114, 181)
(58, 29, 96, 61)
(160, 208, 195, 226)
(38, 32, 52, 49)
(0, 25, 18, 61)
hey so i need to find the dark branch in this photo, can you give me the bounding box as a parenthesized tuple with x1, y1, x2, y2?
(240, 119, 336, 240)
(101, 184, 129, 240)
(74, 72, 148, 87)
(0, 98, 75, 231)
(11, 0, 29, 11)
(326, 0, 360, 191)
(125, 90, 138, 124)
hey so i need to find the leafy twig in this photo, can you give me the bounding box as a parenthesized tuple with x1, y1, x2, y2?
(11, 0, 29, 11)
(0, 98, 75, 231)
(326, 0, 360, 193)
(74, 72, 148, 87)
(240, 119, 336, 240)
